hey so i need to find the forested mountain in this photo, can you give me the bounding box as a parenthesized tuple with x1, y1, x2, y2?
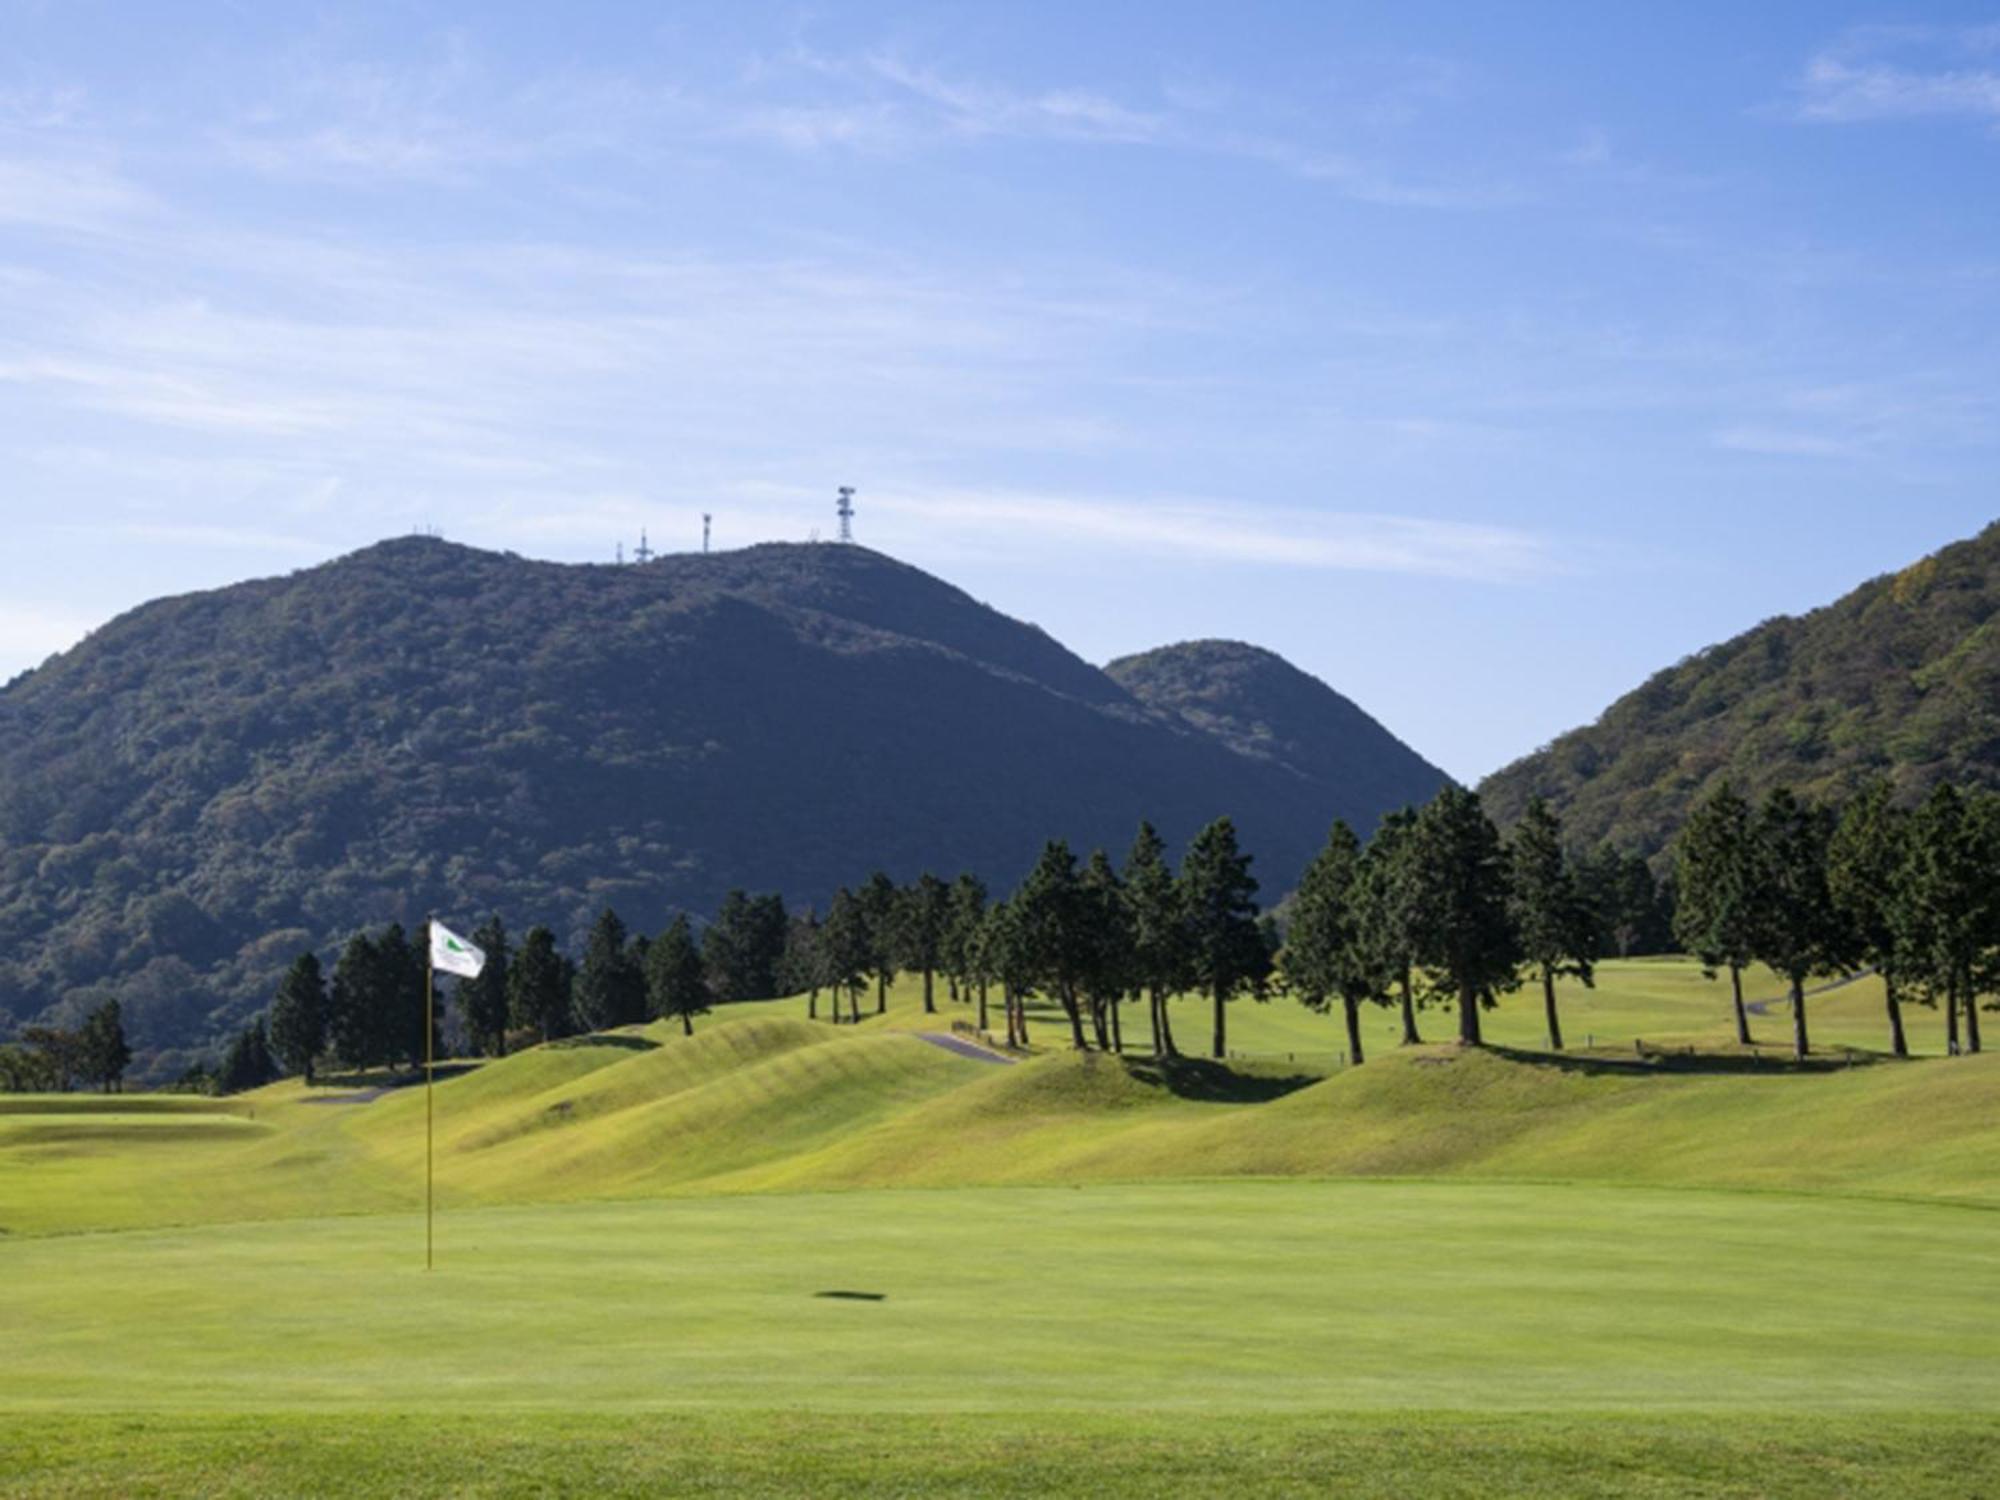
(1106, 640, 1450, 819)
(0, 538, 1442, 1069)
(1480, 520, 2000, 853)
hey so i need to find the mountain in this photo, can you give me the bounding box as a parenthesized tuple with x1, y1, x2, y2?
(0, 538, 1443, 1071)
(1480, 520, 2000, 854)
(1106, 640, 1450, 819)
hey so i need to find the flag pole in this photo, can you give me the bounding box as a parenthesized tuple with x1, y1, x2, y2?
(426, 916, 435, 1272)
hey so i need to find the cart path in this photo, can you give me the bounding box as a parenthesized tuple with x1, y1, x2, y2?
(914, 1032, 1017, 1065)
(1743, 969, 1875, 1017)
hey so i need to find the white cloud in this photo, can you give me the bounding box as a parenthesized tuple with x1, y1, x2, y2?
(1795, 28, 2000, 125)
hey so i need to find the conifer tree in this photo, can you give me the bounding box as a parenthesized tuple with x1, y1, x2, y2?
(1828, 780, 1914, 1058)
(1749, 787, 1850, 1060)
(900, 873, 953, 1015)
(701, 891, 790, 1002)
(575, 907, 646, 1031)
(507, 925, 571, 1043)
(820, 886, 873, 1024)
(1509, 798, 1596, 1052)
(330, 930, 388, 1071)
(1178, 817, 1268, 1060)
(1408, 787, 1520, 1046)
(1674, 782, 1761, 1045)
(78, 999, 133, 1092)
(373, 924, 431, 1069)
(1080, 849, 1133, 1052)
(1122, 822, 1187, 1058)
(645, 914, 710, 1036)
(858, 871, 902, 1014)
(268, 952, 327, 1083)
(1284, 821, 1384, 1064)
(944, 874, 989, 1017)
(1358, 808, 1425, 1045)
(458, 917, 512, 1057)
(1906, 784, 1993, 1056)
(217, 1018, 277, 1094)
(1012, 840, 1095, 1049)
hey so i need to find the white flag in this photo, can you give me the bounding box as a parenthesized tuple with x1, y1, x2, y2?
(430, 921, 486, 979)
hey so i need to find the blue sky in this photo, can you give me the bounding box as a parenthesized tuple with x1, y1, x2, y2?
(2, 2, 1998, 781)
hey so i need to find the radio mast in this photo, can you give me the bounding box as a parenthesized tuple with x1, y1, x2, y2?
(836, 486, 855, 544)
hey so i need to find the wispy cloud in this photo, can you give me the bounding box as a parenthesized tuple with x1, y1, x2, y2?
(869, 488, 1559, 580)
(1794, 26, 2000, 126)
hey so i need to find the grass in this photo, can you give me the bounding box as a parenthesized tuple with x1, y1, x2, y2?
(5, 959, 1998, 1494)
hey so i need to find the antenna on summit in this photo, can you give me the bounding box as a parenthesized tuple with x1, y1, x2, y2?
(634, 528, 654, 565)
(702, 514, 712, 554)
(836, 486, 855, 545)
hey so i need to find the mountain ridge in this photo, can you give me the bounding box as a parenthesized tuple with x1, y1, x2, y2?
(0, 537, 1446, 1070)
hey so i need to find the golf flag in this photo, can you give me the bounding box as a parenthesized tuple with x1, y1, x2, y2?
(430, 921, 486, 979)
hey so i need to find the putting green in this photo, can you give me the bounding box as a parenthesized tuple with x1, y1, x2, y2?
(6, 1180, 1996, 1414)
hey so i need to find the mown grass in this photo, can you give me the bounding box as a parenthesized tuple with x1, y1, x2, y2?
(10, 1411, 1999, 1499)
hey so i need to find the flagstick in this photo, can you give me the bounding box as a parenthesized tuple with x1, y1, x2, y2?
(425, 923, 435, 1273)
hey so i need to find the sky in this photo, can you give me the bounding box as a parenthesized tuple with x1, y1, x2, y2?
(2, 2, 1999, 781)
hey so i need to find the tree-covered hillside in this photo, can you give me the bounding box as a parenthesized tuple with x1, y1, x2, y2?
(1106, 640, 1451, 815)
(1480, 520, 2000, 853)
(0, 538, 1439, 1072)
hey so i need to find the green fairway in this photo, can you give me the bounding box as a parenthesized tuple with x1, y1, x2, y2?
(6, 958, 1999, 1495)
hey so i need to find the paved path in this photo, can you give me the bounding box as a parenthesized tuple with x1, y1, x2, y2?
(1743, 969, 1874, 1018)
(914, 1032, 1017, 1065)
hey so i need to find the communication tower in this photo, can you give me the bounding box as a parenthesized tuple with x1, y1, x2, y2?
(703, 514, 712, 554)
(634, 528, 654, 564)
(836, 486, 855, 544)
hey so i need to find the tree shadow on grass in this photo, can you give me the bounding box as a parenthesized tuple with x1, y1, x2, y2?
(547, 1033, 659, 1053)
(1118, 1055, 1321, 1103)
(1485, 1042, 1895, 1078)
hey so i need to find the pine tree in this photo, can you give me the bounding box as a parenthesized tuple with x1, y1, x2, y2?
(819, 887, 873, 1024)
(330, 931, 387, 1072)
(1828, 780, 1914, 1058)
(1284, 821, 1384, 1064)
(508, 925, 571, 1043)
(1080, 849, 1133, 1053)
(858, 871, 902, 1014)
(899, 873, 953, 1016)
(1509, 798, 1596, 1052)
(1749, 787, 1851, 1060)
(1906, 784, 1993, 1056)
(575, 907, 646, 1031)
(1357, 808, 1425, 1046)
(944, 874, 990, 1020)
(1408, 787, 1520, 1046)
(1123, 821, 1187, 1059)
(458, 917, 512, 1057)
(1178, 817, 1268, 1060)
(702, 891, 790, 1002)
(645, 914, 710, 1036)
(77, 999, 133, 1092)
(1674, 782, 1761, 1045)
(1012, 840, 1095, 1049)
(375, 924, 431, 1070)
(268, 952, 328, 1083)
(217, 1018, 277, 1094)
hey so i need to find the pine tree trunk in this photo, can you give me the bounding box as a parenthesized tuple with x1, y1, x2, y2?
(1399, 969, 1422, 1045)
(1062, 985, 1088, 1050)
(1730, 964, 1751, 1045)
(1790, 974, 1808, 1060)
(1343, 996, 1365, 1067)
(1090, 997, 1110, 1051)
(1542, 968, 1564, 1052)
(681, 1011, 693, 1037)
(1211, 984, 1226, 1059)
(1109, 998, 1123, 1054)
(1015, 992, 1030, 1047)
(947, 974, 958, 1004)
(977, 980, 989, 1034)
(1964, 969, 1984, 1055)
(1885, 974, 1908, 1059)
(1156, 987, 1179, 1058)
(808, 988, 818, 1021)
(922, 967, 935, 1015)
(876, 973, 887, 1014)
(1458, 981, 1482, 1046)
(1947, 982, 1960, 1055)
(849, 986, 861, 1025)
